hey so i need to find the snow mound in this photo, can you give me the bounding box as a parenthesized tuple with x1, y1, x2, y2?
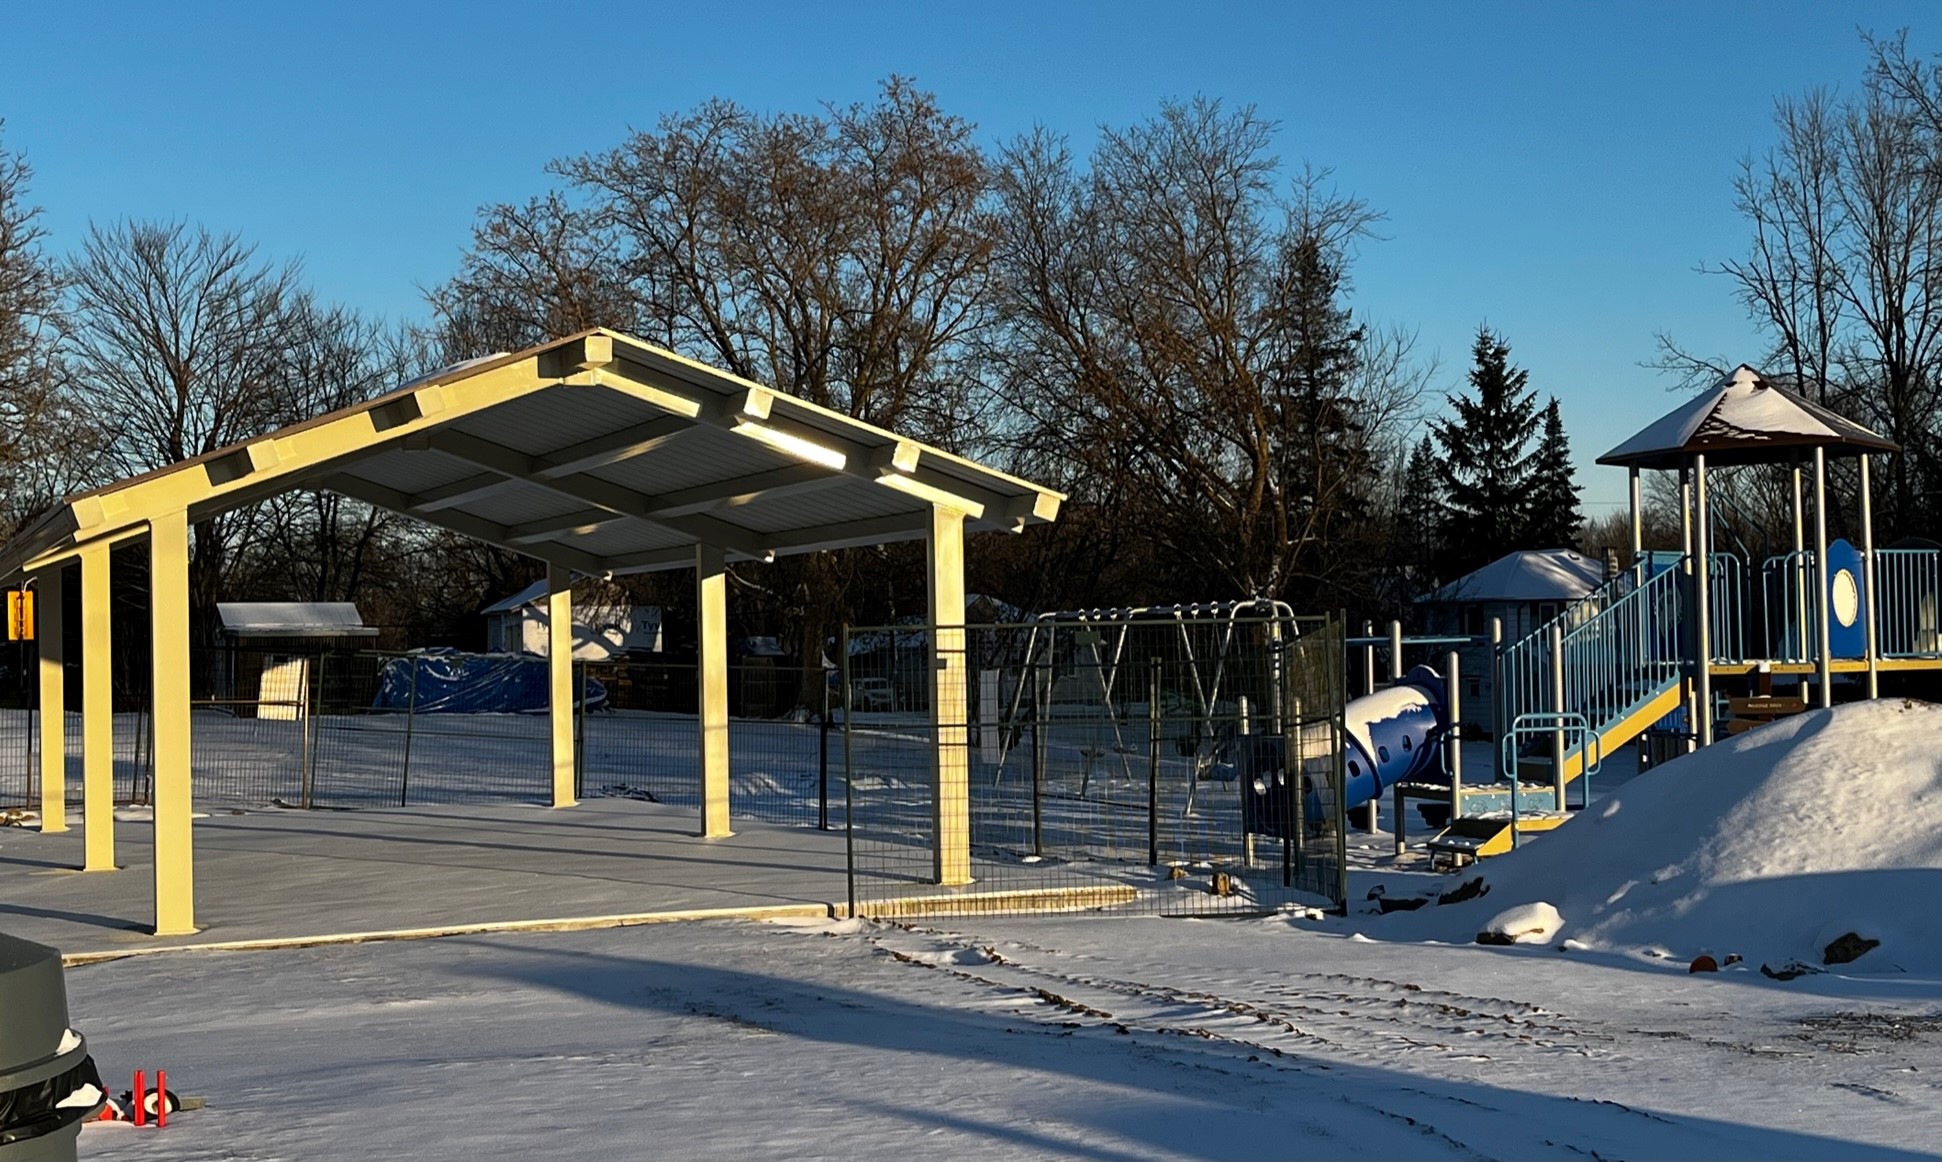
(1384, 700, 1942, 971)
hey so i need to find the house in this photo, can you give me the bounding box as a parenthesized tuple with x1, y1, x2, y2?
(214, 602, 379, 718)
(480, 581, 662, 659)
(1415, 549, 1610, 735)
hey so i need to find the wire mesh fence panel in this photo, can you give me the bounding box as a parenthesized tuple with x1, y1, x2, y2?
(844, 614, 1347, 919)
(0, 640, 34, 808)
(575, 661, 836, 828)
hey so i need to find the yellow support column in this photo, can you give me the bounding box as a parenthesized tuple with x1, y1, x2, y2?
(149, 509, 196, 936)
(33, 566, 66, 833)
(547, 563, 578, 809)
(696, 545, 732, 838)
(79, 541, 114, 872)
(928, 504, 971, 886)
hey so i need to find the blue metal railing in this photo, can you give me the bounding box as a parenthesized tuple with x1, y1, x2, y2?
(1500, 712, 1602, 847)
(1760, 547, 1942, 661)
(1759, 550, 1818, 663)
(1876, 549, 1942, 659)
(1499, 557, 1688, 779)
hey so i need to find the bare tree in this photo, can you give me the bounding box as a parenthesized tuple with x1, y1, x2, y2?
(985, 101, 1426, 607)
(65, 220, 303, 628)
(1680, 38, 1942, 540)
(240, 302, 419, 603)
(432, 78, 998, 704)
(0, 122, 88, 536)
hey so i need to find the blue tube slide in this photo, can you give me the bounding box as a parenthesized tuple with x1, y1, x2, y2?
(1337, 664, 1448, 812)
(1240, 665, 1450, 834)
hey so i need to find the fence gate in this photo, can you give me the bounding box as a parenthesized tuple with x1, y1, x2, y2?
(841, 613, 1347, 919)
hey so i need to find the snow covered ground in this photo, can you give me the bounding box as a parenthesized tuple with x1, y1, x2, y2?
(33, 699, 1942, 1159)
(67, 913, 1942, 1160)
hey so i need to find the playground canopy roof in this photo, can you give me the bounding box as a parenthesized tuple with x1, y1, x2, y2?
(0, 329, 1063, 585)
(1420, 549, 1605, 605)
(1597, 364, 1899, 470)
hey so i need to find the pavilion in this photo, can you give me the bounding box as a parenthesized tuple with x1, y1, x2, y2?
(0, 329, 1062, 935)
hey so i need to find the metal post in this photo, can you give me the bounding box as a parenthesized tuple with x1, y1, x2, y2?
(575, 659, 587, 802)
(299, 657, 314, 810)
(841, 627, 856, 918)
(1792, 455, 1807, 662)
(1446, 650, 1462, 824)
(1549, 623, 1566, 807)
(1680, 467, 1692, 562)
(1694, 454, 1714, 746)
(1361, 620, 1375, 696)
(1488, 617, 1503, 755)
(1031, 657, 1047, 858)
(819, 674, 831, 830)
(1861, 453, 1879, 699)
(399, 654, 418, 808)
(1147, 656, 1161, 867)
(1628, 466, 1643, 585)
(1388, 620, 1404, 682)
(1814, 445, 1833, 709)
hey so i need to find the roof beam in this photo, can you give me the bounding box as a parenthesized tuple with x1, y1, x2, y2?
(535, 414, 696, 478)
(416, 430, 774, 559)
(408, 472, 524, 512)
(647, 464, 849, 517)
(322, 475, 611, 575)
(504, 508, 621, 544)
(765, 512, 933, 556)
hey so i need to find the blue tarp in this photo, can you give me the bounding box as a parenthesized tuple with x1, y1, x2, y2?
(373, 649, 607, 714)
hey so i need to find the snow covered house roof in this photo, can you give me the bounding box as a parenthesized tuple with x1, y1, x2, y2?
(1421, 550, 1605, 605)
(1598, 365, 1898, 470)
(217, 602, 378, 638)
(480, 580, 553, 615)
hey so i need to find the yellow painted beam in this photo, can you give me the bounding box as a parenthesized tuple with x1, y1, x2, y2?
(149, 510, 196, 937)
(696, 545, 731, 838)
(1709, 657, 1942, 676)
(79, 541, 113, 872)
(1559, 681, 1686, 784)
(33, 565, 65, 833)
(547, 564, 577, 809)
(928, 504, 971, 886)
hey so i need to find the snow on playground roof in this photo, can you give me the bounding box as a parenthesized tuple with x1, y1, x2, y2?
(1421, 549, 1604, 604)
(1598, 364, 1899, 469)
(216, 602, 378, 637)
(0, 329, 1063, 585)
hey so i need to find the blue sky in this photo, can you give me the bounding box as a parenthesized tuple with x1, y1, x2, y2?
(4, 2, 1935, 514)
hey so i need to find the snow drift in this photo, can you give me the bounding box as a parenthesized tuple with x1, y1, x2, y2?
(1376, 699, 1942, 972)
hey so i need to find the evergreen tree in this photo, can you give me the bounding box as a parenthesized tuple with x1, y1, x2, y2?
(1395, 435, 1445, 585)
(1431, 327, 1540, 579)
(1524, 397, 1583, 548)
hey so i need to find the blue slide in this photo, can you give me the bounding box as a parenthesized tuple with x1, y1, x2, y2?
(1238, 665, 1451, 833)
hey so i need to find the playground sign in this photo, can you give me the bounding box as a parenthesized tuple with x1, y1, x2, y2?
(4, 587, 30, 641)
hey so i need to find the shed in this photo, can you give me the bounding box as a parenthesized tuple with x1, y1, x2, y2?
(480, 581, 661, 659)
(214, 602, 378, 717)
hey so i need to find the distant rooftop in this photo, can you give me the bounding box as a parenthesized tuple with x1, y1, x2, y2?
(1421, 549, 1605, 605)
(217, 602, 377, 638)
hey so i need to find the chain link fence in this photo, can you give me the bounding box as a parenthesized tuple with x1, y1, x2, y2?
(842, 613, 1348, 918)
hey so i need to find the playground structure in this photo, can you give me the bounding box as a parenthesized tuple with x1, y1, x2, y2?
(1417, 365, 1942, 857)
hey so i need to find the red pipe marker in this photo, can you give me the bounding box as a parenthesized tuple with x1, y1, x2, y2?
(132, 1070, 145, 1127)
(155, 1070, 167, 1129)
